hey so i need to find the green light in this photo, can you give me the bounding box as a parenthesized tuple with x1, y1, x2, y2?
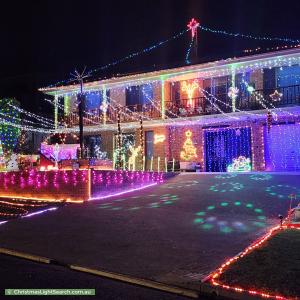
(234, 201, 241, 206)
(253, 221, 265, 227)
(201, 224, 214, 230)
(247, 85, 255, 93)
(220, 226, 233, 233)
(163, 201, 172, 204)
(254, 208, 263, 213)
(194, 218, 204, 224)
(161, 78, 165, 119)
(220, 202, 229, 206)
(128, 207, 140, 210)
(196, 211, 206, 216)
(207, 205, 215, 210)
(246, 203, 253, 208)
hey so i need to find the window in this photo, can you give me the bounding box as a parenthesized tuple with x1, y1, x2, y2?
(84, 90, 110, 111)
(277, 65, 300, 87)
(145, 131, 154, 159)
(126, 84, 153, 107)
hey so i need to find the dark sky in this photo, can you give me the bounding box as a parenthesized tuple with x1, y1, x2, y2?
(1, 0, 300, 115)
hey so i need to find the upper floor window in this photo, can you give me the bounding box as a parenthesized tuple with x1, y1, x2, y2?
(126, 84, 153, 106)
(84, 90, 110, 111)
(277, 65, 300, 87)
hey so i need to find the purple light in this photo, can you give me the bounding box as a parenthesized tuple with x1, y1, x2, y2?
(89, 182, 158, 201)
(41, 143, 79, 161)
(22, 207, 58, 218)
(0, 221, 8, 226)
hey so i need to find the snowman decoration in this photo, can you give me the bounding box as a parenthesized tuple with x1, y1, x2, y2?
(53, 143, 60, 169)
(6, 153, 19, 171)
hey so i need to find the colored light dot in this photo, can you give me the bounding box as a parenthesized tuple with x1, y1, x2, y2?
(194, 218, 204, 224)
(128, 207, 140, 210)
(201, 224, 214, 230)
(258, 216, 266, 220)
(254, 208, 263, 213)
(234, 201, 241, 206)
(163, 201, 172, 204)
(220, 202, 228, 206)
(196, 211, 206, 216)
(253, 221, 265, 227)
(220, 226, 233, 233)
(207, 205, 215, 210)
(246, 203, 253, 208)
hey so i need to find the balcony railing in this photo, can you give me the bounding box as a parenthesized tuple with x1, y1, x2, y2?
(63, 85, 300, 126)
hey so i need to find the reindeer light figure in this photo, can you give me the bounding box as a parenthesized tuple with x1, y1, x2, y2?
(128, 145, 141, 171)
(181, 80, 199, 107)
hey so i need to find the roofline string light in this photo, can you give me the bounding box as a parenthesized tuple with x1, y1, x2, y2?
(199, 25, 300, 44)
(41, 21, 300, 91)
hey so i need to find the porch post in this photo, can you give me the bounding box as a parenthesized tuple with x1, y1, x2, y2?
(102, 85, 107, 125)
(161, 77, 166, 119)
(231, 68, 236, 112)
(54, 94, 58, 130)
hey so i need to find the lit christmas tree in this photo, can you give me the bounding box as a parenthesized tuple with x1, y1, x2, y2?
(180, 130, 197, 161)
(0, 99, 21, 152)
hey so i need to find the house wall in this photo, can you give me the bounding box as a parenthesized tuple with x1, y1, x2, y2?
(251, 123, 265, 171)
(0, 170, 90, 202)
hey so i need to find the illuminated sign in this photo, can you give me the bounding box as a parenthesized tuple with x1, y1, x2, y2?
(154, 134, 166, 144)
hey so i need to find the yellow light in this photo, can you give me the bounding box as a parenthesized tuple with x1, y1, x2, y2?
(181, 80, 199, 106)
(180, 130, 197, 161)
(154, 134, 166, 144)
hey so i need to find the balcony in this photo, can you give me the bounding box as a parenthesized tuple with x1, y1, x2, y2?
(63, 85, 300, 126)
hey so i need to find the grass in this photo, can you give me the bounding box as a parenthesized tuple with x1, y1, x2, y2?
(218, 229, 300, 298)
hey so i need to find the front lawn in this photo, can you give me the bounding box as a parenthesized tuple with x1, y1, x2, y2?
(218, 229, 300, 298)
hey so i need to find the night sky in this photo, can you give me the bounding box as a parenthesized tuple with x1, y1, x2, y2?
(1, 0, 299, 116)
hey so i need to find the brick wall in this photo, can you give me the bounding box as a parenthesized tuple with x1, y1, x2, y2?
(0, 170, 90, 202)
(251, 123, 265, 171)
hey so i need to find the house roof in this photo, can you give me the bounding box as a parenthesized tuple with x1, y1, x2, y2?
(39, 48, 300, 96)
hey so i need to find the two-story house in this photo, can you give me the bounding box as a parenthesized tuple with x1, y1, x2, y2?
(40, 48, 300, 172)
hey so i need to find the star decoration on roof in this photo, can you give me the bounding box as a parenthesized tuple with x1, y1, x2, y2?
(187, 18, 200, 38)
(269, 90, 283, 102)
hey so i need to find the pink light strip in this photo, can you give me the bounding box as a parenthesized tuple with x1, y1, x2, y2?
(0, 221, 8, 226)
(89, 182, 158, 201)
(22, 207, 58, 218)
